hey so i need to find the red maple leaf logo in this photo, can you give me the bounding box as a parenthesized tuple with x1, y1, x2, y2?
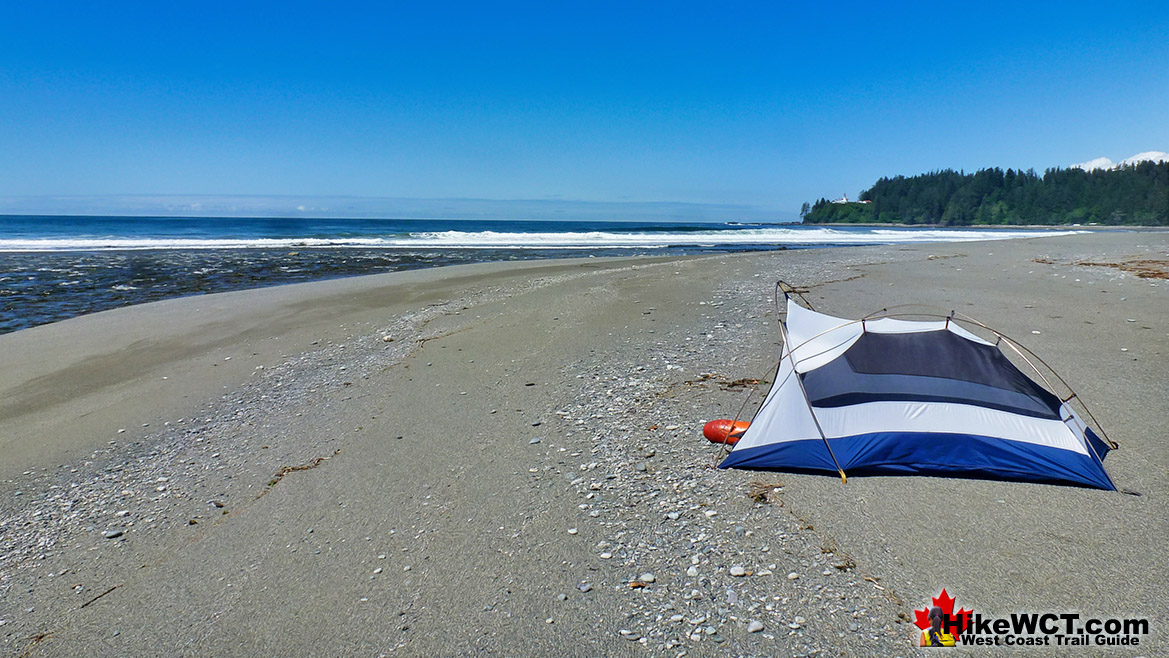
(914, 589, 971, 637)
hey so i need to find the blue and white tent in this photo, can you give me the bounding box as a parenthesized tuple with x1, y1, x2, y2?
(720, 294, 1117, 490)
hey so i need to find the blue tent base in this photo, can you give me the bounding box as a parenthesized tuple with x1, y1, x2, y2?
(719, 431, 1115, 491)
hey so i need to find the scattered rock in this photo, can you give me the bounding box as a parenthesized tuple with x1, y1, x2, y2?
(4, 254, 916, 656)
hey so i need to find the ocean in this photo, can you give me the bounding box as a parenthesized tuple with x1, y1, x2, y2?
(0, 215, 1079, 334)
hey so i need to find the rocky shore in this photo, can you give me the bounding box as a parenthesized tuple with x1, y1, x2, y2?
(2, 232, 1166, 656)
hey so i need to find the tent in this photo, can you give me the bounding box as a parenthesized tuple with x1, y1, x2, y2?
(719, 289, 1118, 490)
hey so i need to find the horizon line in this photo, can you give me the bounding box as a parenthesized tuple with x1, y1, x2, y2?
(0, 194, 798, 222)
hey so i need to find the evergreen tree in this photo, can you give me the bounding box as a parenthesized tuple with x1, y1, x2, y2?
(802, 162, 1168, 225)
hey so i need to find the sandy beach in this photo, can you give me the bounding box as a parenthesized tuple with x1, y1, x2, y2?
(2, 231, 1167, 656)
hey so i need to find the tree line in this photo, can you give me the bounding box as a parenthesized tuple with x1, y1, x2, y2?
(803, 161, 1169, 225)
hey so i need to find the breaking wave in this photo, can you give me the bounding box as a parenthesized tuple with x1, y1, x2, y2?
(0, 227, 1082, 252)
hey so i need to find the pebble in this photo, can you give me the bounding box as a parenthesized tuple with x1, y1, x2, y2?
(577, 583, 593, 593)
(600, 552, 612, 559)
(529, 438, 541, 444)
(686, 566, 699, 577)
(102, 530, 123, 539)
(747, 620, 764, 633)
(729, 566, 746, 577)
(787, 571, 800, 580)
(639, 573, 655, 583)
(567, 528, 578, 535)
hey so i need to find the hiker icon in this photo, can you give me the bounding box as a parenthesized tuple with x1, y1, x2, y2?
(920, 606, 956, 647)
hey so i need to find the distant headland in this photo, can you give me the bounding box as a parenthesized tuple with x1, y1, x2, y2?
(803, 158, 1169, 226)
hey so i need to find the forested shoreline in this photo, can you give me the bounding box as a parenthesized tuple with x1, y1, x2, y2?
(803, 161, 1169, 225)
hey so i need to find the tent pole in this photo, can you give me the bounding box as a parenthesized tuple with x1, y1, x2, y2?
(865, 305, 1119, 451)
(776, 309, 848, 483)
(877, 307, 1120, 490)
(777, 280, 816, 312)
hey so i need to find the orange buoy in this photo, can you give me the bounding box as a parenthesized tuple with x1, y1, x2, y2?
(703, 419, 749, 446)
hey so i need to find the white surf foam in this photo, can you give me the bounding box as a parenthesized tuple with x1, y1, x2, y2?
(0, 227, 1083, 252)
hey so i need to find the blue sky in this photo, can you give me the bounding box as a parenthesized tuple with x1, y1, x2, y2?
(1, 1, 1166, 220)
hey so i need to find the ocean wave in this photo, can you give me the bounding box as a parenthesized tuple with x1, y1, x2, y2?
(0, 228, 1083, 252)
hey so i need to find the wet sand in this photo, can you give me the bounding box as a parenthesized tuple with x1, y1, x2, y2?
(2, 231, 1166, 656)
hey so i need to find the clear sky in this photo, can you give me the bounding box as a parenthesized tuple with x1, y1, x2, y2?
(1, 1, 1166, 220)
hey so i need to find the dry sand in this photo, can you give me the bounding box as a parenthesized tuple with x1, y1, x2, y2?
(1, 231, 1166, 656)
